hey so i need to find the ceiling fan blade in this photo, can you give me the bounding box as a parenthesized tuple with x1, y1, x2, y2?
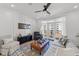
(43, 3, 51, 11)
(46, 11, 51, 14)
(35, 10, 43, 13)
(47, 3, 51, 7)
(45, 3, 51, 9)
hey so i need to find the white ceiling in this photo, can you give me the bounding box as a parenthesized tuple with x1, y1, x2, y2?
(0, 3, 79, 20)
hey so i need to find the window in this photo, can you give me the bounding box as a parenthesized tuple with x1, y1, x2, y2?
(40, 17, 66, 37)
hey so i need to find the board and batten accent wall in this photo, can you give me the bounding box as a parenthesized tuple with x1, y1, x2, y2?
(0, 7, 37, 40)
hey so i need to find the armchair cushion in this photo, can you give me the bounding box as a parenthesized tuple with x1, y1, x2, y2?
(1, 41, 19, 56)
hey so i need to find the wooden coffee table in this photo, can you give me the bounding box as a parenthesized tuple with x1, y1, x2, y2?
(31, 40, 49, 55)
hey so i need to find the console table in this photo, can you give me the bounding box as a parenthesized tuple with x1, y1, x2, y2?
(17, 35, 32, 44)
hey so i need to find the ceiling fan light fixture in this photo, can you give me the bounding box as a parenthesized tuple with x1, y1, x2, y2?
(28, 3, 32, 5)
(73, 5, 78, 8)
(10, 4, 15, 7)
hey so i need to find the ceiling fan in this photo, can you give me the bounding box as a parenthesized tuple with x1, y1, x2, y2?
(35, 3, 51, 14)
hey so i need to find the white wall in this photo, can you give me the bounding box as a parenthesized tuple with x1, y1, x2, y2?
(35, 20, 42, 32)
(0, 7, 37, 40)
(65, 11, 79, 46)
(0, 8, 13, 38)
(13, 15, 37, 38)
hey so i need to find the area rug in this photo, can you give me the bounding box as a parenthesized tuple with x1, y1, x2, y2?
(20, 41, 50, 56)
(20, 41, 40, 56)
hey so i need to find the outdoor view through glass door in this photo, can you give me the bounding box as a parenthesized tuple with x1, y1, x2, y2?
(40, 17, 66, 39)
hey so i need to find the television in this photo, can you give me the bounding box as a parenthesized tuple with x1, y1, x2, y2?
(18, 23, 31, 29)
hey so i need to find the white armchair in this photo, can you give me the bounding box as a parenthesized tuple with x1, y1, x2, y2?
(0, 37, 20, 56)
(1, 41, 20, 56)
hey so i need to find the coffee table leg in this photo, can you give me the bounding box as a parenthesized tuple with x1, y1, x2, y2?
(31, 45, 32, 50)
(40, 52, 41, 55)
(0, 53, 1, 55)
